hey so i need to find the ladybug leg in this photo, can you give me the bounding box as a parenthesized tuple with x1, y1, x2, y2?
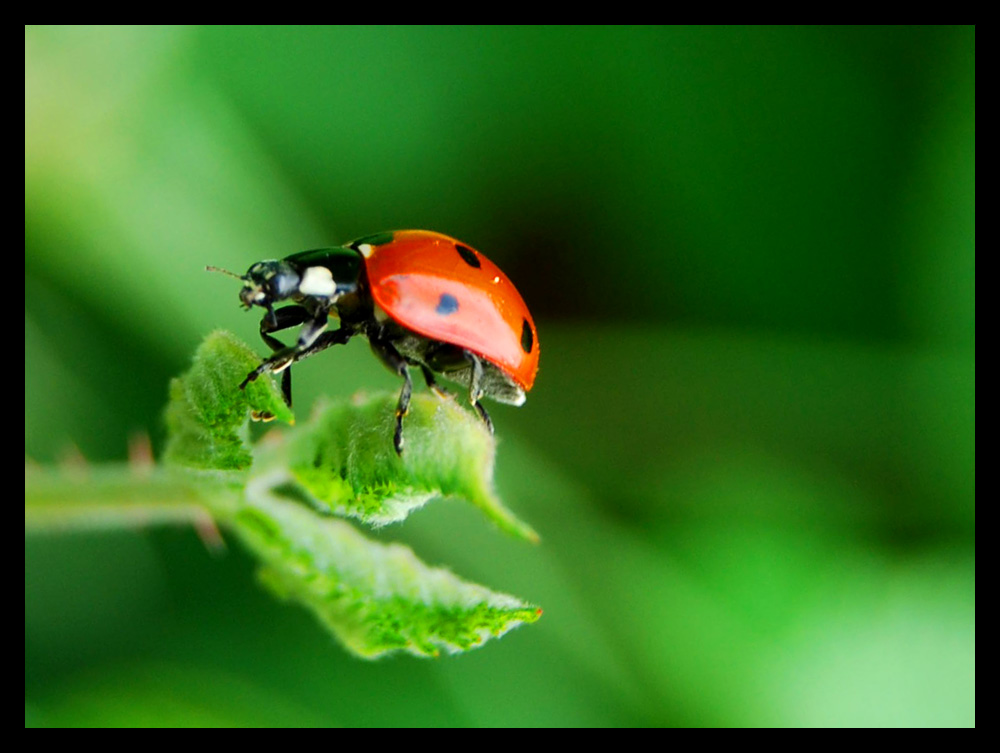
(418, 364, 452, 400)
(259, 305, 311, 347)
(474, 402, 493, 434)
(370, 338, 413, 455)
(292, 326, 354, 361)
(463, 350, 494, 435)
(241, 316, 352, 395)
(257, 305, 311, 406)
(293, 312, 330, 353)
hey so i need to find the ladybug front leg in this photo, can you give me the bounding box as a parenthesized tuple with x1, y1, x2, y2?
(291, 326, 355, 361)
(369, 337, 412, 455)
(257, 305, 311, 407)
(240, 312, 348, 397)
(464, 350, 494, 435)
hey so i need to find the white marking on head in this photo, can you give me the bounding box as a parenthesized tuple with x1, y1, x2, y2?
(299, 266, 337, 297)
(492, 275, 501, 284)
(357, 243, 375, 259)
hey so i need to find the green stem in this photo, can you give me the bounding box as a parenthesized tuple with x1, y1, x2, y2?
(24, 464, 240, 533)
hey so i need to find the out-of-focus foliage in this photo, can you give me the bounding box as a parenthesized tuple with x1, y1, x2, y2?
(26, 26, 974, 727)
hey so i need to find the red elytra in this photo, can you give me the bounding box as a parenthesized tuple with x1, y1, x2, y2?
(360, 230, 539, 392)
(227, 228, 539, 454)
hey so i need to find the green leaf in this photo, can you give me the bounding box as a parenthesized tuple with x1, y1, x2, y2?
(233, 486, 542, 658)
(163, 330, 293, 471)
(30, 330, 543, 659)
(285, 393, 539, 541)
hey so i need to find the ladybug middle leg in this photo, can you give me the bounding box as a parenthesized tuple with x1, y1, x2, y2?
(369, 336, 412, 455)
(418, 364, 452, 400)
(464, 350, 494, 435)
(421, 343, 493, 434)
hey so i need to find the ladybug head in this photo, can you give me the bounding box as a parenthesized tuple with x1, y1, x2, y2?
(237, 260, 301, 310)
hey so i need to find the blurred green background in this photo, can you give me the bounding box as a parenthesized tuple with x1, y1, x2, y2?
(25, 26, 974, 727)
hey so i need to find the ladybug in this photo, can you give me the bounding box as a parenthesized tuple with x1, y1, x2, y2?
(209, 230, 539, 454)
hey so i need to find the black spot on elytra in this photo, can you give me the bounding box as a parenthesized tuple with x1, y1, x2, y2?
(521, 319, 534, 354)
(436, 293, 459, 315)
(455, 244, 481, 268)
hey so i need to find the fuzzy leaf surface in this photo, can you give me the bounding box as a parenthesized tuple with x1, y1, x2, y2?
(236, 478, 541, 657)
(163, 330, 292, 471)
(286, 394, 538, 541)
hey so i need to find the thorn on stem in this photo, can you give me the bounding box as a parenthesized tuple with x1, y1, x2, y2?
(194, 512, 227, 555)
(128, 431, 154, 476)
(58, 443, 89, 478)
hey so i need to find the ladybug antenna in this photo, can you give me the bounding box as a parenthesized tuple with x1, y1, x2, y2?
(205, 265, 247, 282)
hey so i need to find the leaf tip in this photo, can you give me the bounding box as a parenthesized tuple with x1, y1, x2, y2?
(164, 330, 293, 470)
